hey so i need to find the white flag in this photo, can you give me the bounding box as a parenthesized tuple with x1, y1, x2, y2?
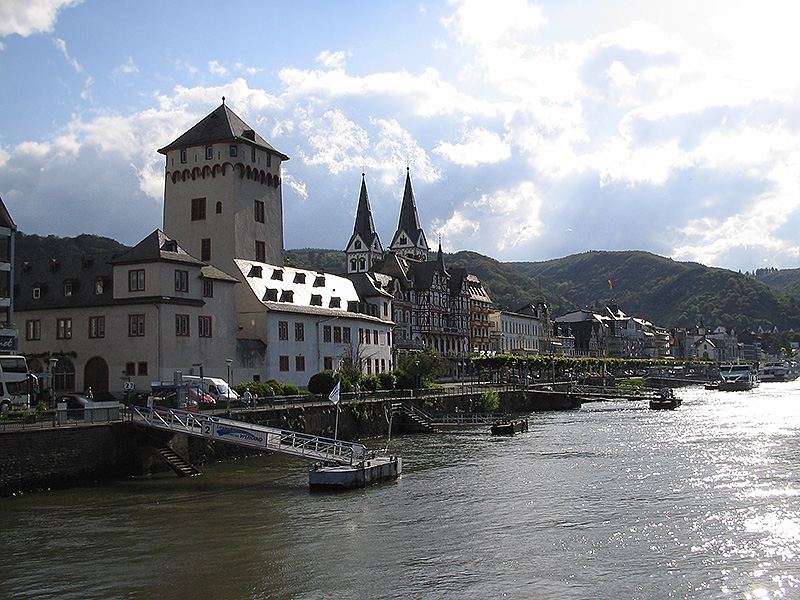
(328, 381, 340, 405)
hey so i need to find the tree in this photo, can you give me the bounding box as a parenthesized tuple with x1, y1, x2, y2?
(395, 348, 448, 389)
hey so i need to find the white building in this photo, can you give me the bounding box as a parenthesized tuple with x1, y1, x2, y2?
(489, 303, 550, 355)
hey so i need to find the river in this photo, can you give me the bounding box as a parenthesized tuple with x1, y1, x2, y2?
(1, 381, 799, 599)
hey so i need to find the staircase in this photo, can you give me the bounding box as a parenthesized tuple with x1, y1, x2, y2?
(393, 403, 439, 433)
(154, 446, 201, 477)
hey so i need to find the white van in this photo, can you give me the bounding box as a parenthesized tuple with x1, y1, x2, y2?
(181, 376, 240, 404)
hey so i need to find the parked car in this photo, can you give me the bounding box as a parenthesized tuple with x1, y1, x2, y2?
(57, 394, 97, 420)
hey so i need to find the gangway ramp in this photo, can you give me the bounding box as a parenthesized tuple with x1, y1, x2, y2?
(131, 405, 367, 466)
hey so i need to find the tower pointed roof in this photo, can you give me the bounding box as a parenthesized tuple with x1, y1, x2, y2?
(158, 101, 289, 160)
(390, 168, 428, 257)
(347, 173, 382, 251)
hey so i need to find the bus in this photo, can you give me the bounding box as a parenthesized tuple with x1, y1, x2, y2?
(0, 355, 34, 413)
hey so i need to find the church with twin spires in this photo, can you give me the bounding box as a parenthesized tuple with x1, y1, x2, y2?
(344, 170, 493, 358)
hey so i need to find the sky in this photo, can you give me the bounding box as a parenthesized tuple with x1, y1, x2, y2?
(1, 0, 799, 273)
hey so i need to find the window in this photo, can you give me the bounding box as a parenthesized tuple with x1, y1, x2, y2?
(374, 330, 379, 345)
(256, 241, 266, 263)
(279, 290, 293, 303)
(201, 238, 211, 262)
(279, 355, 289, 371)
(95, 278, 104, 295)
(202, 280, 214, 298)
(216, 201, 223, 214)
(64, 282, 73, 296)
(180, 149, 187, 163)
(191, 198, 206, 221)
(125, 362, 136, 376)
(271, 269, 283, 280)
(129, 269, 145, 292)
(138, 362, 148, 376)
(310, 294, 322, 306)
(334, 326, 342, 344)
(175, 314, 190, 337)
(343, 327, 351, 343)
(229, 145, 238, 157)
(251, 146, 256, 162)
(88, 316, 105, 339)
(294, 272, 306, 284)
(175, 270, 189, 293)
(205, 146, 213, 159)
(129, 314, 145, 337)
(329, 297, 341, 308)
(26, 320, 41, 341)
(324, 356, 333, 371)
(295, 356, 305, 372)
(355, 240, 362, 249)
(323, 325, 331, 343)
(278, 321, 288, 340)
(295, 322, 304, 342)
(199, 316, 212, 338)
(254, 200, 265, 223)
(56, 318, 72, 340)
(33, 286, 41, 299)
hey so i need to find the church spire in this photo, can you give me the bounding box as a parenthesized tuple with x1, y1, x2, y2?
(390, 168, 429, 261)
(345, 173, 383, 274)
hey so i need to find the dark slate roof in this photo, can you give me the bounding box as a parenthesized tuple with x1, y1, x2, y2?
(158, 102, 289, 160)
(15, 251, 119, 310)
(346, 271, 393, 300)
(111, 230, 206, 266)
(347, 174, 382, 251)
(0, 196, 16, 230)
(392, 169, 428, 250)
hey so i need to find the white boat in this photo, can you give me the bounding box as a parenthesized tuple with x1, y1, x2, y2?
(758, 362, 791, 382)
(717, 363, 759, 391)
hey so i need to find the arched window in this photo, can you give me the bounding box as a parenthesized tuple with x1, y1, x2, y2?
(350, 259, 357, 271)
(216, 201, 223, 214)
(54, 359, 76, 392)
(359, 258, 366, 271)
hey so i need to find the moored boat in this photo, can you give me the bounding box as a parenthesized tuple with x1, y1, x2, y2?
(717, 363, 759, 391)
(490, 418, 528, 435)
(649, 389, 681, 410)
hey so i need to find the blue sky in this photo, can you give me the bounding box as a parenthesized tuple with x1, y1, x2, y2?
(1, 0, 799, 273)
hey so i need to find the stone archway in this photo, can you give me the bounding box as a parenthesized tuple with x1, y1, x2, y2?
(84, 357, 109, 398)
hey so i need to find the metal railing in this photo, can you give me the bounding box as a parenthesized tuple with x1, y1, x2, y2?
(131, 405, 366, 465)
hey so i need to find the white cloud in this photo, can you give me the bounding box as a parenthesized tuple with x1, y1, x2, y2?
(0, 0, 80, 37)
(316, 50, 349, 69)
(52, 37, 82, 72)
(434, 127, 510, 166)
(208, 60, 228, 76)
(115, 56, 139, 75)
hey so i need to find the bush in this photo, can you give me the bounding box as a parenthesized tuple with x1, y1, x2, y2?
(377, 372, 395, 390)
(281, 383, 301, 396)
(308, 371, 336, 395)
(474, 390, 499, 412)
(360, 375, 380, 392)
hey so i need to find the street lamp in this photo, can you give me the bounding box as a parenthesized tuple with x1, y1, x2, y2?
(225, 359, 233, 410)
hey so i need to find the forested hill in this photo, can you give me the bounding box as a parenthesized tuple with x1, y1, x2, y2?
(509, 251, 800, 331)
(15, 232, 129, 260)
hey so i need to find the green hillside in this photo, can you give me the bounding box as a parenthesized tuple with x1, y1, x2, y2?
(754, 267, 800, 298)
(510, 251, 800, 331)
(15, 232, 129, 260)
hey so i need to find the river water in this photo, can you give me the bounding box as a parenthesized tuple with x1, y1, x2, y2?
(1, 381, 799, 599)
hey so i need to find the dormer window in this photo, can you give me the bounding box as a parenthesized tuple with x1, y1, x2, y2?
(32, 286, 41, 299)
(313, 275, 325, 287)
(64, 282, 73, 297)
(271, 269, 283, 280)
(293, 272, 306, 284)
(95, 278, 104, 295)
(279, 290, 294, 303)
(248, 265, 263, 278)
(264, 288, 278, 302)
(310, 294, 322, 306)
(400, 235, 407, 245)
(354, 240, 362, 250)
(329, 297, 341, 308)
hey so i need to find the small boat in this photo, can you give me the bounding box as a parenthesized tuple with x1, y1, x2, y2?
(717, 363, 759, 391)
(490, 418, 528, 435)
(649, 389, 681, 410)
(758, 362, 790, 382)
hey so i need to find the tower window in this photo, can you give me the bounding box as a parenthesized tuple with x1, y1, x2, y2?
(191, 198, 206, 221)
(254, 200, 265, 223)
(205, 146, 213, 159)
(354, 240, 362, 249)
(180, 149, 187, 164)
(216, 201, 222, 214)
(201, 238, 211, 262)
(256, 241, 266, 263)
(229, 145, 238, 157)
